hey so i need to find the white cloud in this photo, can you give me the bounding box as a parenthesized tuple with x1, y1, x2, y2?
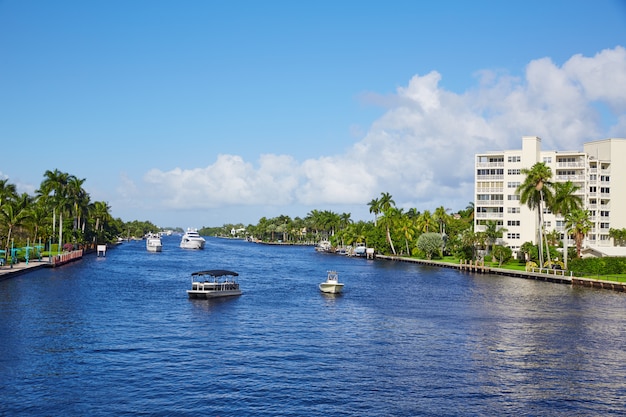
(121, 46, 626, 220)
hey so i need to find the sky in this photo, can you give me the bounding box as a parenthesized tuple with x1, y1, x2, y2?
(1, 0, 626, 228)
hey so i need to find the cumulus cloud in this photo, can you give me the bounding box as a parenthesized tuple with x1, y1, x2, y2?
(129, 46, 626, 219)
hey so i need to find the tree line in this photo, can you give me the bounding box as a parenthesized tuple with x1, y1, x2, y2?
(0, 169, 160, 258)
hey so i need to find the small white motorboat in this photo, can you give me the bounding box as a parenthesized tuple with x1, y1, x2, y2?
(146, 233, 162, 252)
(187, 270, 242, 299)
(180, 228, 206, 249)
(319, 270, 344, 294)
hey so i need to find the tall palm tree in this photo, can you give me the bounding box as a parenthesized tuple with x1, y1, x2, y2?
(416, 210, 435, 233)
(38, 169, 71, 252)
(565, 209, 593, 258)
(367, 197, 381, 226)
(0, 193, 33, 256)
(378, 192, 396, 255)
(517, 162, 553, 268)
(549, 181, 582, 269)
(0, 178, 18, 208)
(434, 206, 450, 235)
(484, 220, 507, 254)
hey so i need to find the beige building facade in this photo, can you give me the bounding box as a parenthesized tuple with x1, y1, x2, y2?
(474, 136, 626, 254)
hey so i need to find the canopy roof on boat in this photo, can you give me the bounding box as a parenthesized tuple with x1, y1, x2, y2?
(192, 269, 239, 277)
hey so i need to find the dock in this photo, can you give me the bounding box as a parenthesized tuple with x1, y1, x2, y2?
(0, 249, 84, 281)
(374, 254, 626, 291)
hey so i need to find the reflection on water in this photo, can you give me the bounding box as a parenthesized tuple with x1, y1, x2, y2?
(1, 236, 626, 416)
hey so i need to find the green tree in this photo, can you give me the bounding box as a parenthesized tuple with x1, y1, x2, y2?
(517, 162, 553, 268)
(417, 232, 444, 260)
(565, 209, 593, 259)
(549, 180, 582, 269)
(378, 192, 397, 255)
(492, 245, 513, 267)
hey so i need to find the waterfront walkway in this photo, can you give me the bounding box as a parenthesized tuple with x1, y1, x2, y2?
(0, 250, 85, 281)
(0, 258, 51, 280)
(376, 254, 626, 292)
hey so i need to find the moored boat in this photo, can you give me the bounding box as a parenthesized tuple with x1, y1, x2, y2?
(319, 270, 344, 294)
(187, 270, 242, 299)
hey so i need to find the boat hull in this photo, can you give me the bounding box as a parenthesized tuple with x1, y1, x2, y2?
(319, 283, 344, 294)
(187, 289, 242, 299)
(147, 245, 162, 252)
(180, 240, 205, 249)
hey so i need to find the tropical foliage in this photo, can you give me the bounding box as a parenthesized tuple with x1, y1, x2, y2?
(0, 171, 129, 261)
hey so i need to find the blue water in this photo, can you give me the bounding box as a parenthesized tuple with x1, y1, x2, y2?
(1, 236, 626, 416)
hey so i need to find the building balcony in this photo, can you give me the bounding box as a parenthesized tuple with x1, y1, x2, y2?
(476, 175, 504, 181)
(476, 162, 504, 168)
(556, 161, 586, 168)
(476, 188, 504, 193)
(555, 174, 585, 181)
(475, 212, 504, 219)
(475, 200, 504, 206)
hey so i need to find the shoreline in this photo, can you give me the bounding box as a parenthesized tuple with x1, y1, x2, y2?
(375, 254, 626, 292)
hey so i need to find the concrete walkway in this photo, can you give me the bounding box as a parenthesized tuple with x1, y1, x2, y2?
(0, 257, 51, 280)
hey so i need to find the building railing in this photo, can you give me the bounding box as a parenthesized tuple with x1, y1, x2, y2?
(476, 162, 504, 167)
(476, 175, 504, 180)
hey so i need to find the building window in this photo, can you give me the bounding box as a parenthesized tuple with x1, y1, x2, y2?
(507, 207, 520, 214)
(507, 220, 520, 226)
(507, 169, 521, 175)
(507, 156, 521, 162)
(600, 211, 610, 217)
(506, 233, 520, 239)
(507, 194, 520, 201)
(543, 157, 552, 163)
(600, 187, 610, 194)
(507, 182, 520, 188)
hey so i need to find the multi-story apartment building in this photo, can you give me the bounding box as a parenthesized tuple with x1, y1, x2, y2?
(474, 136, 626, 255)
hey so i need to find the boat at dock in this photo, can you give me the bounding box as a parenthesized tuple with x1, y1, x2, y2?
(319, 270, 344, 294)
(187, 269, 242, 299)
(180, 228, 206, 249)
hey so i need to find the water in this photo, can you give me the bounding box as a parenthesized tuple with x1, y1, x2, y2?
(1, 236, 626, 416)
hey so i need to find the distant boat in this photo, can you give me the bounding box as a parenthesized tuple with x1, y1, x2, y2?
(316, 240, 332, 252)
(180, 228, 206, 249)
(146, 233, 162, 252)
(187, 270, 242, 299)
(319, 270, 344, 294)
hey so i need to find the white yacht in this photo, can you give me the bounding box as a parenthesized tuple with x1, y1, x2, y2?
(180, 228, 206, 249)
(319, 270, 344, 294)
(146, 233, 162, 252)
(187, 270, 242, 299)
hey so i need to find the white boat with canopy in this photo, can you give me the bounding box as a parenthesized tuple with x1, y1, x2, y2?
(187, 270, 242, 299)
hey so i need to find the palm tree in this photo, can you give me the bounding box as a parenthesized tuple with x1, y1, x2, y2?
(517, 162, 553, 268)
(368, 197, 381, 226)
(378, 192, 396, 255)
(398, 214, 416, 255)
(484, 220, 507, 254)
(416, 210, 435, 233)
(38, 169, 71, 252)
(549, 181, 582, 269)
(565, 209, 593, 258)
(434, 206, 450, 235)
(0, 193, 33, 256)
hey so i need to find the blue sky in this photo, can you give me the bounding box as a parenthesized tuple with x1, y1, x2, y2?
(1, 0, 625, 228)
